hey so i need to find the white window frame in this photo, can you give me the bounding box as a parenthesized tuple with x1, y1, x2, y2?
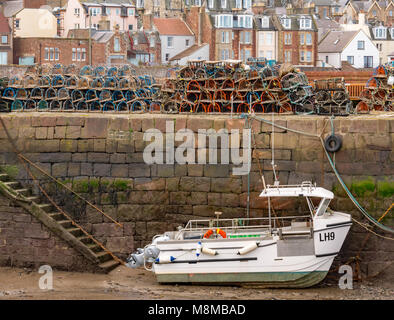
(284, 33, 292, 45)
(306, 51, 312, 62)
(243, 0, 251, 9)
(281, 17, 291, 29)
(208, 0, 214, 8)
(1, 35, 7, 44)
(221, 0, 227, 9)
(216, 15, 233, 28)
(167, 36, 174, 48)
(300, 18, 312, 30)
(357, 40, 365, 50)
(374, 27, 387, 39)
(236, 0, 242, 9)
(306, 33, 312, 45)
(300, 33, 304, 45)
(261, 16, 269, 28)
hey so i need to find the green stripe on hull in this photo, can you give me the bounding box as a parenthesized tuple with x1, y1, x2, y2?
(156, 271, 328, 288)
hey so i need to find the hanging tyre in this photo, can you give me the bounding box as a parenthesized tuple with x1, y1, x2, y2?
(324, 134, 342, 153)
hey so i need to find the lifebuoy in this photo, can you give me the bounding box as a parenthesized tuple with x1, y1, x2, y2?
(203, 228, 227, 239)
(324, 134, 342, 153)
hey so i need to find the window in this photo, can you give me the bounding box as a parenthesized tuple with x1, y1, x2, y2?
(265, 33, 272, 45)
(106, 8, 111, 14)
(221, 49, 229, 60)
(281, 17, 291, 29)
(265, 50, 272, 59)
(0, 52, 7, 65)
(74, 8, 80, 15)
(364, 56, 373, 68)
(72, 48, 76, 61)
(128, 9, 134, 16)
(300, 18, 312, 29)
(195, 0, 201, 5)
(136, 0, 144, 8)
(128, 24, 133, 30)
(357, 40, 365, 50)
(165, 53, 169, 61)
(167, 36, 173, 48)
(389, 10, 393, 17)
(243, 49, 251, 61)
(323, 8, 327, 18)
(150, 37, 155, 48)
(114, 37, 120, 52)
(306, 33, 312, 45)
(261, 16, 269, 28)
(15, 19, 20, 29)
(221, 31, 230, 43)
(45, 47, 59, 61)
(221, 0, 227, 9)
(243, 31, 251, 44)
(243, 0, 251, 9)
(284, 50, 291, 63)
(300, 33, 304, 45)
(216, 15, 233, 28)
(134, 36, 138, 45)
(372, 10, 377, 16)
(186, 39, 190, 46)
(347, 56, 354, 65)
(376, 43, 382, 51)
(300, 50, 305, 62)
(306, 51, 312, 62)
(284, 33, 292, 45)
(374, 27, 386, 39)
(74, 23, 80, 29)
(236, 0, 242, 9)
(81, 48, 86, 61)
(325, 55, 329, 63)
(1, 36, 7, 44)
(116, 8, 120, 15)
(208, 0, 214, 8)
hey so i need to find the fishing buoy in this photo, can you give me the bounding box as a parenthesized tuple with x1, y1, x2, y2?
(237, 242, 259, 255)
(155, 256, 176, 264)
(202, 246, 218, 256)
(196, 241, 202, 257)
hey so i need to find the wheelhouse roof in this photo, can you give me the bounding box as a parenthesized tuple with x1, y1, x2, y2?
(259, 185, 334, 199)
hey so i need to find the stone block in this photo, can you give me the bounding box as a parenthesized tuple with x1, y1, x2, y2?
(111, 164, 129, 177)
(166, 177, 179, 191)
(68, 163, 80, 177)
(60, 139, 78, 152)
(87, 153, 110, 163)
(187, 164, 203, 177)
(211, 177, 241, 193)
(179, 177, 210, 192)
(80, 163, 93, 176)
(170, 191, 189, 205)
(78, 139, 94, 152)
(52, 163, 68, 177)
(204, 164, 230, 177)
(134, 178, 166, 191)
(81, 118, 108, 139)
(93, 163, 111, 177)
(35, 127, 47, 139)
(93, 139, 107, 152)
(187, 118, 213, 132)
(129, 163, 150, 177)
(65, 126, 81, 139)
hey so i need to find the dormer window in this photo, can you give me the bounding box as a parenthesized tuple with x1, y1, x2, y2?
(208, 0, 214, 8)
(195, 0, 201, 6)
(216, 15, 233, 28)
(281, 17, 291, 29)
(243, 0, 251, 9)
(261, 16, 269, 28)
(236, 0, 242, 9)
(374, 27, 387, 39)
(221, 0, 227, 9)
(300, 17, 312, 30)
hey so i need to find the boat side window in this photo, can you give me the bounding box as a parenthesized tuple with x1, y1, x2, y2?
(315, 198, 331, 216)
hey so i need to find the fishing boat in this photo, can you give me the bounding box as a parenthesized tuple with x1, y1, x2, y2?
(126, 181, 352, 288)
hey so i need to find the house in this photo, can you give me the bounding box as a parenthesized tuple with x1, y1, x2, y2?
(127, 30, 161, 65)
(0, 10, 13, 64)
(342, 0, 394, 25)
(305, 0, 342, 20)
(169, 43, 209, 65)
(370, 25, 394, 65)
(152, 17, 195, 64)
(318, 29, 380, 69)
(134, 0, 184, 18)
(388, 50, 394, 62)
(315, 18, 340, 42)
(255, 15, 278, 61)
(56, 0, 137, 37)
(13, 26, 128, 66)
(275, 14, 318, 66)
(185, 0, 255, 61)
(12, 8, 58, 38)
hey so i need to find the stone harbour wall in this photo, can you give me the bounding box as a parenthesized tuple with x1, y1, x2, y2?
(0, 113, 393, 278)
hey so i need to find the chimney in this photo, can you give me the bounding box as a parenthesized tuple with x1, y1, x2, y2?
(142, 13, 153, 30)
(359, 12, 365, 25)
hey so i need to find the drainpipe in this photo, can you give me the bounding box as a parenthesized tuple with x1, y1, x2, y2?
(198, 6, 202, 46)
(89, 13, 92, 65)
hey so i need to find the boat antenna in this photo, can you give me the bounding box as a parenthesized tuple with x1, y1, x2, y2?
(271, 111, 279, 185)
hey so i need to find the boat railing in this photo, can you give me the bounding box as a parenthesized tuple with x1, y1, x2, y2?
(182, 215, 311, 232)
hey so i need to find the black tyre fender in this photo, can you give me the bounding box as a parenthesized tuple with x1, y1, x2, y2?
(324, 134, 342, 153)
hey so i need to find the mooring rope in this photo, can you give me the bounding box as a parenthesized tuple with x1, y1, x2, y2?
(240, 113, 394, 235)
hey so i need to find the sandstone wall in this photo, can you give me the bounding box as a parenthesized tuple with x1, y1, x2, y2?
(0, 113, 393, 278)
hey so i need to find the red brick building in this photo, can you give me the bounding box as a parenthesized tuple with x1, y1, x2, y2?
(274, 14, 318, 66)
(0, 10, 13, 64)
(13, 28, 128, 66)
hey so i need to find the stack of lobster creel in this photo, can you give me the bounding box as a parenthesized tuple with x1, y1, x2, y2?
(159, 59, 317, 114)
(356, 63, 394, 113)
(1, 63, 160, 112)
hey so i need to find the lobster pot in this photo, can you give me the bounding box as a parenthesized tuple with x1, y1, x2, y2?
(90, 101, 101, 112)
(24, 99, 37, 111)
(30, 87, 43, 100)
(63, 99, 74, 111)
(116, 101, 128, 112)
(11, 100, 24, 111)
(37, 100, 48, 111)
(79, 65, 93, 77)
(94, 66, 106, 77)
(52, 75, 65, 87)
(103, 101, 115, 112)
(76, 100, 88, 111)
(39, 76, 51, 87)
(45, 87, 57, 100)
(130, 100, 146, 113)
(50, 100, 62, 111)
(58, 87, 70, 100)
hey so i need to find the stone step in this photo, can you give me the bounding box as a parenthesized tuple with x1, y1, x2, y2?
(66, 227, 83, 237)
(58, 220, 73, 229)
(98, 259, 120, 273)
(13, 188, 30, 196)
(86, 243, 102, 253)
(37, 203, 53, 213)
(25, 196, 41, 203)
(96, 251, 113, 263)
(3, 181, 20, 188)
(48, 212, 65, 221)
